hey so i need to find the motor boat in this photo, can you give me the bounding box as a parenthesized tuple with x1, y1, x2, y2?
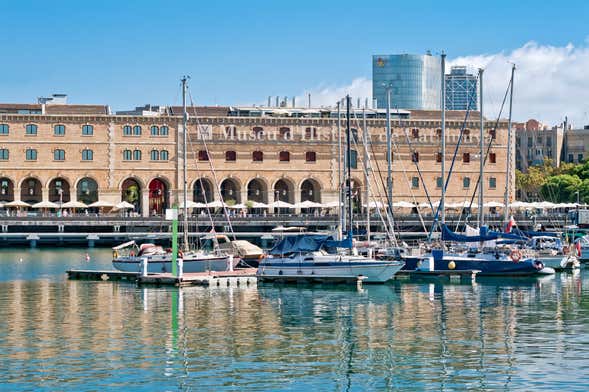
(257, 234, 405, 283)
(530, 236, 580, 271)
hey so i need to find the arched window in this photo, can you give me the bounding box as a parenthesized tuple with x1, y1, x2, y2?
(351, 128, 359, 143)
(463, 129, 471, 141)
(82, 125, 93, 135)
(150, 125, 159, 136)
(123, 125, 132, 136)
(133, 125, 142, 135)
(26, 148, 37, 160)
(252, 151, 263, 162)
(279, 127, 291, 139)
(279, 151, 290, 162)
(0, 124, 8, 135)
(133, 149, 142, 160)
(489, 129, 496, 139)
(82, 149, 93, 161)
(160, 150, 168, 160)
(305, 151, 316, 162)
(54, 125, 65, 136)
(25, 124, 37, 135)
(0, 149, 8, 160)
(305, 127, 317, 139)
(54, 149, 65, 161)
(123, 149, 132, 160)
(160, 126, 169, 136)
(198, 150, 209, 161)
(225, 150, 237, 161)
(411, 128, 419, 139)
(151, 150, 160, 161)
(253, 127, 264, 139)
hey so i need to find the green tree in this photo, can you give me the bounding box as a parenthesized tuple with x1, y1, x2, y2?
(540, 174, 581, 202)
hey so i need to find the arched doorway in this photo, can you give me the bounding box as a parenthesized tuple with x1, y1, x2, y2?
(300, 179, 321, 202)
(122, 178, 142, 214)
(220, 178, 240, 205)
(247, 178, 267, 203)
(21, 178, 42, 204)
(193, 178, 214, 203)
(273, 179, 293, 214)
(48, 178, 71, 205)
(0, 178, 14, 202)
(148, 178, 168, 215)
(77, 177, 98, 205)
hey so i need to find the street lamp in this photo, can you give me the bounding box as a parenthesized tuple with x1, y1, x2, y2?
(58, 188, 63, 216)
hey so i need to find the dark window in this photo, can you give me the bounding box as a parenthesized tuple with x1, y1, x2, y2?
(411, 177, 419, 189)
(82, 149, 93, 161)
(579, 154, 584, 163)
(350, 150, 358, 169)
(489, 152, 496, 163)
(411, 152, 419, 162)
(25, 124, 37, 135)
(351, 128, 359, 143)
(463, 152, 470, 163)
(306, 151, 316, 162)
(133, 125, 142, 136)
(0, 148, 8, 160)
(411, 128, 419, 139)
(26, 149, 37, 160)
(279, 151, 290, 162)
(198, 150, 209, 161)
(160, 126, 169, 136)
(463, 129, 471, 141)
(0, 124, 8, 135)
(151, 150, 159, 160)
(160, 150, 169, 160)
(123, 149, 132, 160)
(489, 177, 497, 189)
(253, 151, 263, 162)
(133, 149, 142, 160)
(436, 129, 442, 138)
(463, 177, 471, 188)
(489, 129, 496, 139)
(253, 127, 264, 138)
(436, 152, 442, 163)
(436, 177, 442, 188)
(151, 125, 159, 136)
(226, 151, 237, 161)
(123, 125, 132, 135)
(54, 149, 65, 161)
(568, 154, 574, 163)
(279, 127, 291, 139)
(54, 125, 65, 135)
(82, 125, 93, 135)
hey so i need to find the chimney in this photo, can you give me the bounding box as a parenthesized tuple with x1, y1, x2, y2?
(267, 96, 271, 107)
(275, 96, 279, 107)
(307, 93, 311, 109)
(292, 97, 296, 107)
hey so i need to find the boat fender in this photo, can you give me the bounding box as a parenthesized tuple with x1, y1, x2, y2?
(112, 250, 118, 259)
(130, 251, 135, 257)
(448, 261, 456, 270)
(510, 249, 522, 262)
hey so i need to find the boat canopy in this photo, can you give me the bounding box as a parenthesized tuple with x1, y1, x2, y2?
(270, 235, 333, 255)
(441, 224, 526, 243)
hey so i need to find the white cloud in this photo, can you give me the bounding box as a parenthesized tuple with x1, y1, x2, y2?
(296, 40, 589, 127)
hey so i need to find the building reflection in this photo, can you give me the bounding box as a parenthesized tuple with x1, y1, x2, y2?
(0, 272, 586, 389)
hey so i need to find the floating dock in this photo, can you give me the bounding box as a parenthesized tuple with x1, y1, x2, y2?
(395, 269, 480, 283)
(66, 268, 258, 287)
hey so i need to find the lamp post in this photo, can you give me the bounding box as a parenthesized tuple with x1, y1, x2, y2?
(58, 188, 63, 217)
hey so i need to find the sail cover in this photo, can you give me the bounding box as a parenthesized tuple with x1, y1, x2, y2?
(269, 235, 333, 255)
(442, 224, 528, 243)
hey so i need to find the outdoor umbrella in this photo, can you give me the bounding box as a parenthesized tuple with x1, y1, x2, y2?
(295, 200, 323, 208)
(249, 201, 269, 208)
(228, 203, 247, 209)
(392, 201, 416, 208)
(206, 200, 228, 208)
(61, 201, 88, 209)
(114, 201, 135, 209)
(4, 200, 31, 208)
(32, 201, 60, 209)
(270, 200, 295, 209)
(88, 200, 114, 208)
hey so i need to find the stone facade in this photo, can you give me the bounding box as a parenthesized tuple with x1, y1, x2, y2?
(0, 104, 513, 216)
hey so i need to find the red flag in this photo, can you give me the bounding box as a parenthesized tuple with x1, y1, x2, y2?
(576, 240, 582, 257)
(506, 216, 516, 233)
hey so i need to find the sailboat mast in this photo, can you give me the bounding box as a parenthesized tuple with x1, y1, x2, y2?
(478, 68, 484, 228)
(337, 101, 344, 241)
(440, 53, 446, 224)
(346, 95, 353, 235)
(385, 85, 393, 219)
(181, 76, 189, 252)
(363, 106, 371, 243)
(504, 64, 515, 224)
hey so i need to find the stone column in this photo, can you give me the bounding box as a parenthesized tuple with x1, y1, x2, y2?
(294, 186, 301, 215)
(142, 189, 149, 217)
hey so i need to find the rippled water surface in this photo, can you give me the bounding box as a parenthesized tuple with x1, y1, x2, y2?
(0, 248, 588, 391)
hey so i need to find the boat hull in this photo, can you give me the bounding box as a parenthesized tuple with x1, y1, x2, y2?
(401, 255, 546, 276)
(257, 260, 405, 283)
(113, 254, 233, 273)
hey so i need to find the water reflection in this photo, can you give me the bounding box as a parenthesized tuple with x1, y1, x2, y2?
(0, 250, 588, 390)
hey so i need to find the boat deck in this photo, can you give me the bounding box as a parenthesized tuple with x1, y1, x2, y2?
(66, 268, 258, 287)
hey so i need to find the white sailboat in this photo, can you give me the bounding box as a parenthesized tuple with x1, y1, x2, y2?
(257, 96, 404, 283)
(112, 77, 237, 273)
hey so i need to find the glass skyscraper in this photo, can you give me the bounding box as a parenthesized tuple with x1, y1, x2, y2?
(445, 66, 478, 111)
(372, 53, 441, 110)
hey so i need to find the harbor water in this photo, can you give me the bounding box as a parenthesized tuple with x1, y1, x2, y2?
(1, 248, 588, 391)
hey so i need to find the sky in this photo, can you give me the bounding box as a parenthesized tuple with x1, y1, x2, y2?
(2, 0, 589, 126)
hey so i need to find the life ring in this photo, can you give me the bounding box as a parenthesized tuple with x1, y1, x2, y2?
(510, 249, 522, 262)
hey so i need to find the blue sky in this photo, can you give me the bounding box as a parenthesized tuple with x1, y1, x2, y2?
(2, 0, 589, 123)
